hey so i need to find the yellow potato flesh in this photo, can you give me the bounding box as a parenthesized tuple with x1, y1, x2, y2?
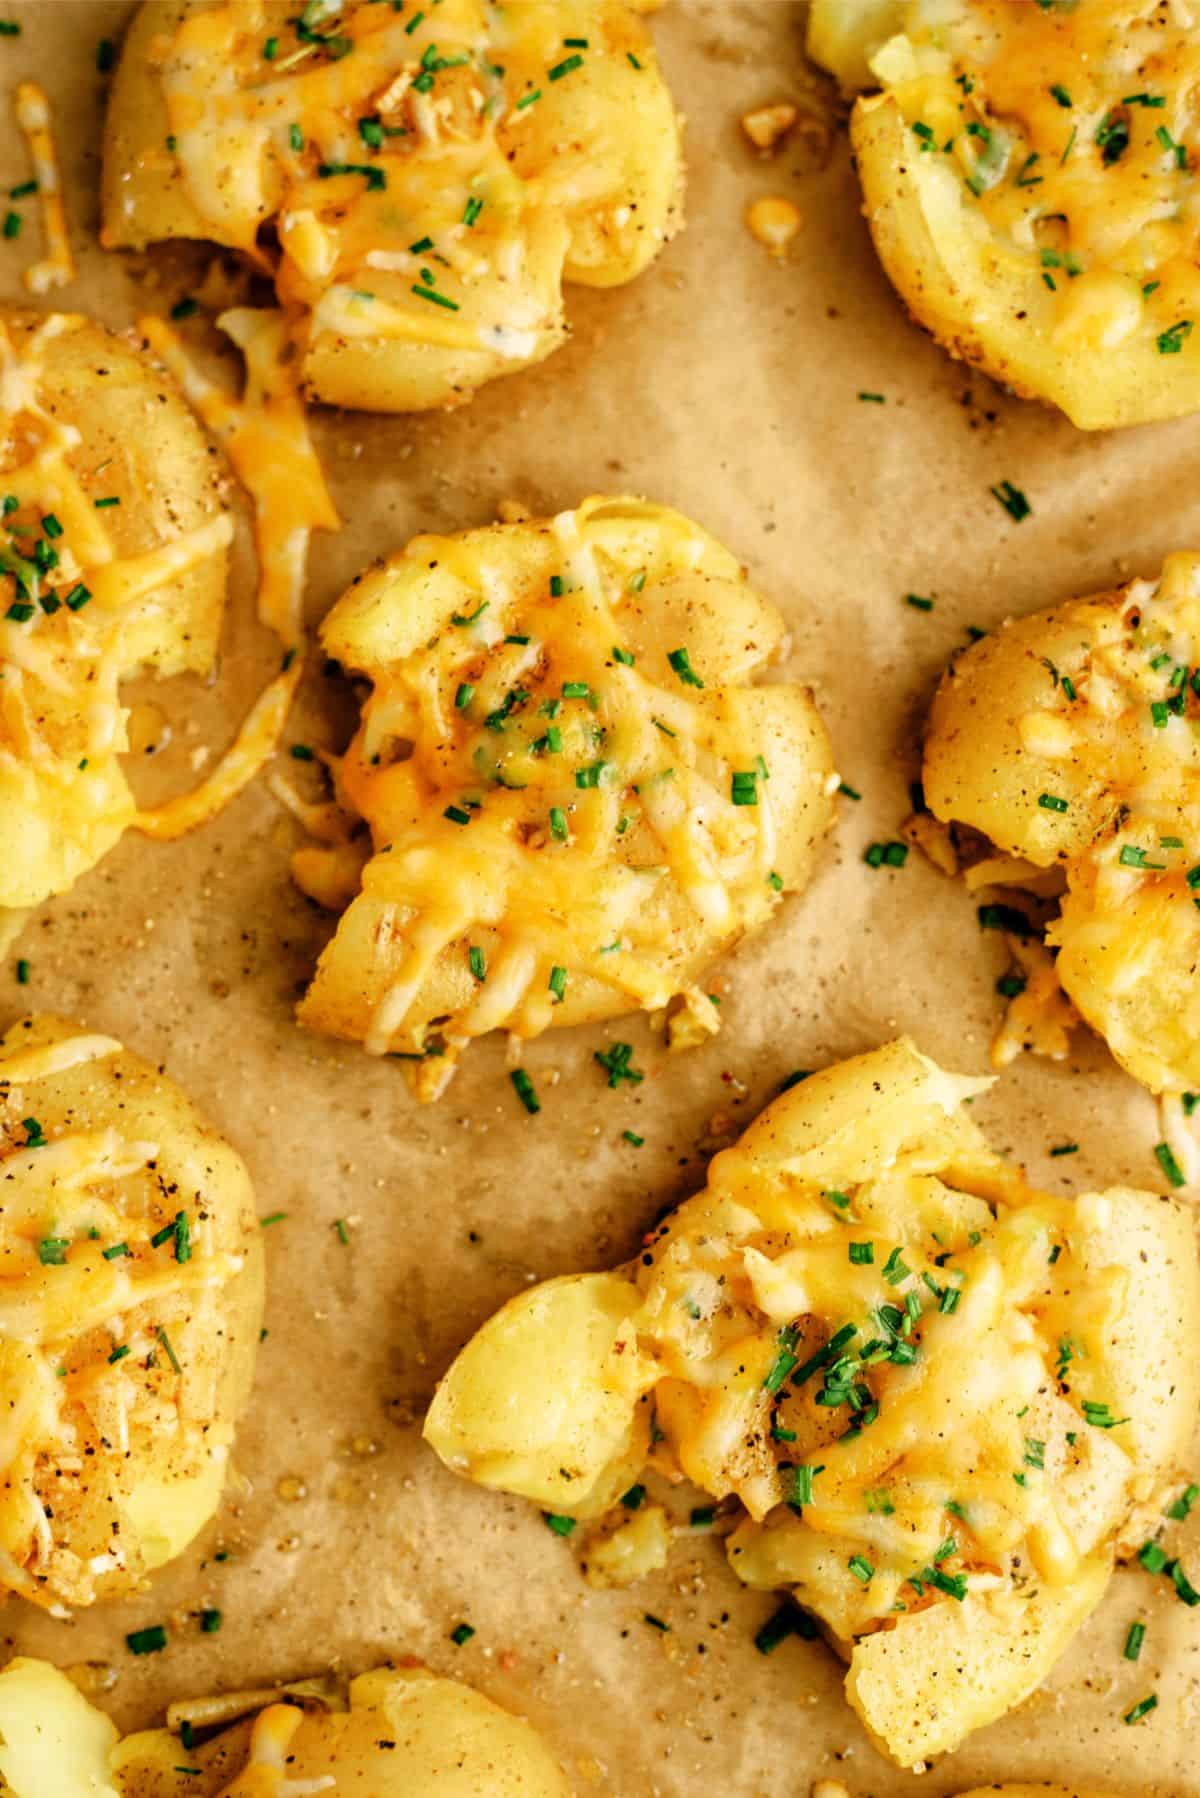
(0, 1014, 263, 1610)
(0, 309, 229, 909)
(422, 1037, 1200, 1766)
(101, 0, 683, 413)
(0, 1658, 119, 1798)
(296, 498, 835, 1090)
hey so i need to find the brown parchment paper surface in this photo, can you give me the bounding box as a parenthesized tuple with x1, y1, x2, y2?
(1, 3, 1198, 1793)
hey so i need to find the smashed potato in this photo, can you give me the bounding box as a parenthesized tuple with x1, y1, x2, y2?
(0, 1660, 566, 1797)
(924, 551, 1200, 1097)
(425, 1038, 1200, 1768)
(809, 0, 1200, 429)
(0, 309, 231, 915)
(0, 1015, 263, 1612)
(102, 0, 683, 412)
(292, 496, 836, 1098)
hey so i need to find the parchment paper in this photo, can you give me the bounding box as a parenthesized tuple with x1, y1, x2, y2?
(0, 4, 1197, 1793)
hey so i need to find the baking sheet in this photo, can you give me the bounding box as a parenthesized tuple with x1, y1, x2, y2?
(1, 2, 1198, 1793)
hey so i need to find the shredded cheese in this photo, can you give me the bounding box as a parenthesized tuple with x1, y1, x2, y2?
(0, 312, 234, 909)
(108, 0, 681, 406)
(13, 83, 75, 294)
(0, 1025, 247, 1612)
(875, 1, 1200, 355)
(295, 497, 833, 1094)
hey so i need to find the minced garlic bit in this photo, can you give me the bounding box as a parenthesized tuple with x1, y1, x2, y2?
(13, 82, 75, 294)
(741, 102, 798, 155)
(745, 195, 802, 256)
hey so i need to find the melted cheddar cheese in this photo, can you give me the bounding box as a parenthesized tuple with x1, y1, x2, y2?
(0, 311, 232, 910)
(864, 0, 1200, 357)
(13, 83, 76, 295)
(102, 0, 683, 411)
(424, 1039, 1200, 1762)
(925, 551, 1200, 1096)
(294, 496, 836, 1097)
(0, 1016, 262, 1614)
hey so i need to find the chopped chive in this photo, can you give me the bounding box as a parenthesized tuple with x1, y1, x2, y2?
(1038, 792, 1068, 812)
(108, 1344, 131, 1364)
(848, 1554, 874, 1584)
(64, 583, 91, 611)
(38, 1237, 69, 1265)
(905, 593, 933, 611)
(93, 495, 120, 509)
(450, 1622, 475, 1645)
(468, 945, 486, 982)
(549, 806, 568, 842)
(731, 770, 758, 806)
(1124, 1621, 1146, 1661)
(622, 1129, 643, 1146)
(157, 1328, 182, 1374)
(548, 53, 584, 80)
(548, 965, 567, 1002)
(259, 1211, 288, 1226)
(1049, 82, 1072, 106)
(882, 1247, 910, 1285)
(1050, 1141, 1079, 1157)
(1157, 319, 1193, 355)
(848, 1241, 874, 1265)
(543, 1511, 574, 1535)
(515, 88, 541, 110)
(1155, 1141, 1186, 1188)
(411, 284, 459, 310)
(444, 805, 471, 826)
(511, 1068, 540, 1114)
(1167, 1483, 1200, 1521)
(667, 646, 704, 687)
(463, 195, 484, 227)
(199, 1608, 222, 1634)
(289, 123, 304, 152)
(990, 480, 1031, 522)
(102, 1241, 131, 1261)
(594, 1042, 643, 1089)
(318, 162, 387, 190)
(1124, 1695, 1157, 1725)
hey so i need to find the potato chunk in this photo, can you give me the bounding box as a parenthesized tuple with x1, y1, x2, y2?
(808, 0, 1200, 428)
(294, 495, 836, 1097)
(0, 1015, 263, 1612)
(102, 0, 683, 413)
(0, 309, 231, 912)
(0, 1657, 119, 1798)
(424, 1037, 1200, 1766)
(923, 552, 1200, 1095)
(111, 1665, 568, 1796)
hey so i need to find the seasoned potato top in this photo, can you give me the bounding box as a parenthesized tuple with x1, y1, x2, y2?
(110, 1666, 569, 1796)
(923, 551, 1200, 1094)
(845, 0, 1200, 362)
(425, 1040, 1200, 1761)
(0, 310, 231, 909)
(296, 496, 835, 1096)
(103, 0, 683, 409)
(0, 1016, 263, 1613)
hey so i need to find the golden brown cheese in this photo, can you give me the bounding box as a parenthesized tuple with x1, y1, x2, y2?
(101, 0, 684, 412)
(0, 1015, 263, 1614)
(809, 0, 1200, 427)
(424, 1038, 1200, 1766)
(0, 310, 231, 911)
(923, 551, 1200, 1098)
(293, 496, 836, 1097)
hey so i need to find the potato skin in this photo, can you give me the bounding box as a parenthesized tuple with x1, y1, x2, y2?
(0, 1015, 263, 1611)
(296, 497, 835, 1088)
(101, 1, 683, 413)
(923, 557, 1200, 1092)
(814, 2, 1200, 429)
(0, 309, 230, 909)
(111, 1666, 569, 1797)
(423, 1037, 1200, 1766)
